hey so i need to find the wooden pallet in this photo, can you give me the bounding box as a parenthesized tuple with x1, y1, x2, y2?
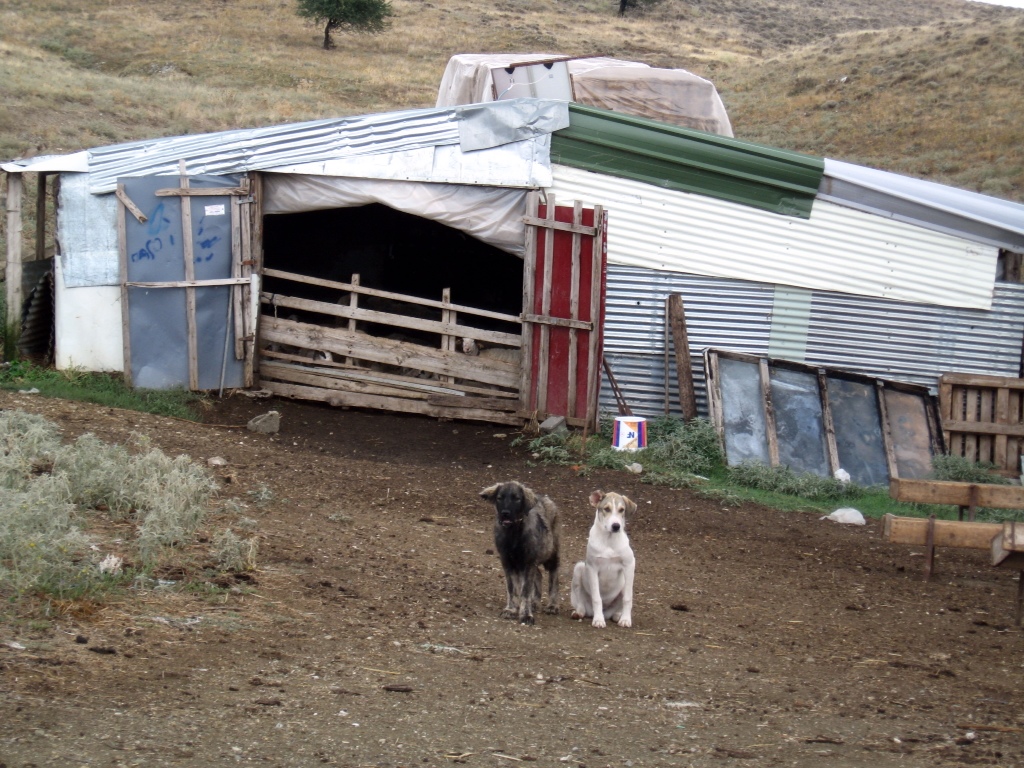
(939, 373, 1024, 476)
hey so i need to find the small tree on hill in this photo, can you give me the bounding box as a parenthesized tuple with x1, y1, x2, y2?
(296, 0, 394, 50)
(618, 0, 661, 15)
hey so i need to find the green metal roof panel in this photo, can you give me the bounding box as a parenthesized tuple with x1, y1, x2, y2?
(551, 103, 824, 218)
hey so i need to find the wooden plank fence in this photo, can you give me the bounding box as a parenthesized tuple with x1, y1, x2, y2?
(939, 373, 1024, 476)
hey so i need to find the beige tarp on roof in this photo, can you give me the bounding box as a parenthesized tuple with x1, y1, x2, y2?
(436, 54, 733, 137)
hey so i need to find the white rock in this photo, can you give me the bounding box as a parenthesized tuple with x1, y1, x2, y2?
(821, 507, 866, 525)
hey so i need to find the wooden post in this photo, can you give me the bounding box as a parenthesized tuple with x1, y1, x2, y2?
(567, 201, 582, 420)
(519, 192, 538, 414)
(117, 186, 132, 386)
(923, 515, 937, 581)
(440, 287, 454, 386)
(35, 173, 47, 262)
(584, 207, 604, 433)
(667, 293, 697, 422)
(760, 357, 780, 467)
(4, 173, 24, 356)
(178, 161, 199, 391)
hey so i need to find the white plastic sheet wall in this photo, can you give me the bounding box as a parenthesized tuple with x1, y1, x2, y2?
(552, 165, 999, 311)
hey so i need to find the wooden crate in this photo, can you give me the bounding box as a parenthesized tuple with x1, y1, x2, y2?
(939, 373, 1024, 476)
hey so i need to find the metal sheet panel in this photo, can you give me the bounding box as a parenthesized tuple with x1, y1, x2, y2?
(552, 103, 821, 218)
(805, 286, 1024, 387)
(599, 268, 774, 420)
(85, 100, 565, 195)
(821, 158, 1024, 252)
(597, 264, 1024, 421)
(552, 164, 999, 310)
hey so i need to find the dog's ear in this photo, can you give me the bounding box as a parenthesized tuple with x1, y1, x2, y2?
(521, 484, 538, 509)
(480, 484, 500, 502)
(622, 496, 637, 515)
(589, 490, 605, 507)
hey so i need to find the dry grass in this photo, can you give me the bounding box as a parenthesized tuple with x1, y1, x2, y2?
(0, 0, 1021, 265)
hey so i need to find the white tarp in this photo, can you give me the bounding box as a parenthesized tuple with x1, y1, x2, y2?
(436, 53, 733, 137)
(57, 173, 119, 287)
(262, 174, 530, 257)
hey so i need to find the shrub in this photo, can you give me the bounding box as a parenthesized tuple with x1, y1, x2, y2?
(0, 409, 238, 600)
(727, 462, 859, 501)
(0, 474, 95, 597)
(640, 417, 723, 476)
(212, 529, 259, 573)
(930, 454, 1010, 485)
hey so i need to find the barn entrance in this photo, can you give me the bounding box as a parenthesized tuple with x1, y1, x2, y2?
(257, 203, 528, 425)
(255, 190, 606, 429)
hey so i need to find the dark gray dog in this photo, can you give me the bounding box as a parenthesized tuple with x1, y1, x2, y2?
(479, 481, 561, 624)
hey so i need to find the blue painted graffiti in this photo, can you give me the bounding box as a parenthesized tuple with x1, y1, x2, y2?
(146, 202, 172, 237)
(130, 237, 163, 263)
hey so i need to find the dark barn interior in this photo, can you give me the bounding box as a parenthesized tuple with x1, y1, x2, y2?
(261, 204, 524, 337)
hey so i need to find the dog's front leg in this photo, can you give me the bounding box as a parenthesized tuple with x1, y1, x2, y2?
(512, 570, 536, 625)
(617, 560, 635, 628)
(543, 565, 559, 615)
(501, 569, 518, 619)
(585, 564, 606, 628)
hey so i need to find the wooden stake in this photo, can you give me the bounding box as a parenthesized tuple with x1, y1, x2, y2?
(178, 160, 199, 391)
(4, 173, 23, 345)
(667, 293, 697, 421)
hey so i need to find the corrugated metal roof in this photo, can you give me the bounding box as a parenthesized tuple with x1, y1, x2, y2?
(598, 265, 1024, 420)
(551, 103, 824, 218)
(2, 100, 569, 194)
(821, 159, 1024, 252)
(551, 164, 999, 310)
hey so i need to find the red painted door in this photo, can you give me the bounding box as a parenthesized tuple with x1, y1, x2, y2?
(520, 194, 607, 430)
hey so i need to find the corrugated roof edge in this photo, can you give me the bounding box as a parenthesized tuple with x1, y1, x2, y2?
(551, 103, 824, 218)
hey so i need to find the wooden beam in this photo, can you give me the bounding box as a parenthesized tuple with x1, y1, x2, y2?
(991, 521, 1024, 566)
(155, 186, 249, 197)
(521, 215, 597, 236)
(4, 173, 23, 338)
(667, 293, 697, 421)
(882, 514, 1003, 550)
(262, 267, 520, 325)
(263, 380, 525, 426)
(130, 277, 251, 289)
(584, 206, 604, 432)
(520, 313, 592, 331)
(889, 478, 1024, 508)
(118, 190, 132, 386)
(567, 201, 582, 419)
(261, 291, 521, 348)
(35, 173, 47, 262)
(941, 373, 1024, 390)
(177, 162, 199, 390)
(943, 419, 1024, 438)
(519, 191, 538, 413)
(115, 185, 148, 223)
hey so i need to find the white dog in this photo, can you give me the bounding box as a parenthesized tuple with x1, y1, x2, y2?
(570, 490, 637, 628)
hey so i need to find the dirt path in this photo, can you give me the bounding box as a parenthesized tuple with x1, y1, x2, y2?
(1, 389, 1022, 768)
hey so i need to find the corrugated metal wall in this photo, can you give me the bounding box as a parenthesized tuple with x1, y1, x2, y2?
(551, 165, 999, 311)
(599, 265, 1024, 420)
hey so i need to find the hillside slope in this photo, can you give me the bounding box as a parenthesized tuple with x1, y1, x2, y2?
(0, 0, 1021, 203)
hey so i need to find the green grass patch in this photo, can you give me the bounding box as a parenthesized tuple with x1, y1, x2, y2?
(0, 360, 208, 421)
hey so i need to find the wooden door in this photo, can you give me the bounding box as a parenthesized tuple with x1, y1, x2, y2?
(521, 193, 607, 430)
(118, 168, 257, 391)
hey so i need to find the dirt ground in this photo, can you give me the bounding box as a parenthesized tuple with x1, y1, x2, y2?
(1, 389, 1022, 768)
